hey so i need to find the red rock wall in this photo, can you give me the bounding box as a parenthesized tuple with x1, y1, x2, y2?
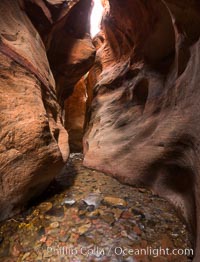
(0, 0, 95, 221)
(24, 0, 96, 152)
(83, 0, 200, 258)
(64, 77, 88, 152)
(2, 0, 200, 258)
(24, 0, 96, 104)
(0, 0, 69, 220)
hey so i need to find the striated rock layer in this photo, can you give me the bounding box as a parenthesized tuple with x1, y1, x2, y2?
(83, 0, 200, 259)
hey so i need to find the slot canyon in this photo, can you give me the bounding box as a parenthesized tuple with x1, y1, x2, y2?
(0, 0, 200, 261)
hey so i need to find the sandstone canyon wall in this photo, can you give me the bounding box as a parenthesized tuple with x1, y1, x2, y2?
(26, 0, 96, 151)
(1, 0, 200, 259)
(64, 76, 88, 152)
(83, 0, 200, 259)
(0, 0, 69, 221)
(0, 0, 94, 221)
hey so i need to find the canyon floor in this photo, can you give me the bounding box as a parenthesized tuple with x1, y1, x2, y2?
(0, 154, 193, 262)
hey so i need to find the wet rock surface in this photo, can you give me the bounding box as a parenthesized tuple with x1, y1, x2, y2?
(0, 154, 192, 261)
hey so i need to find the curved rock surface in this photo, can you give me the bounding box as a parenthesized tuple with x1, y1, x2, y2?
(83, 0, 200, 259)
(1, 0, 200, 260)
(0, 0, 70, 221)
(24, 0, 95, 104)
(0, 0, 96, 220)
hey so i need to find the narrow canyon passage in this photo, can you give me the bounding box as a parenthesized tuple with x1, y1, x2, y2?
(1, 0, 200, 261)
(0, 154, 192, 261)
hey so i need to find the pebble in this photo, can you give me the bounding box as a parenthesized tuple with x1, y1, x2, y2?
(38, 202, 53, 212)
(100, 212, 115, 225)
(39, 235, 47, 243)
(131, 208, 145, 219)
(0, 153, 193, 261)
(121, 211, 133, 219)
(78, 223, 91, 235)
(69, 232, 79, 243)
(133, 225, 142, 236)
(112, 208, 123, 220)
(43, 250, 53, 258)
(50, 222, 59, 229)
(102, 196, 127, 208)
(78, 210, 87, 217)
(21, 252, 31, 260)
(59, 234, 70, 242)
(87, 209, 100, 218)
(82, 193, 102, 208)
(63, 198, 76, 206)
(78, 200, 88, 211)
(46, 207, 64, 217)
